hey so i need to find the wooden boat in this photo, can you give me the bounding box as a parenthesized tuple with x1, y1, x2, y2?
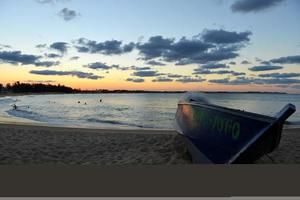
(174, 93, 296, 164)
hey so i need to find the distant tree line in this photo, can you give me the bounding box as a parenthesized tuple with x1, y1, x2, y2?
(0, 82, 79, 93)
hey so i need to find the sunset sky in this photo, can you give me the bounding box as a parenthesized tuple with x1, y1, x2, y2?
(0, 0, 300, 92)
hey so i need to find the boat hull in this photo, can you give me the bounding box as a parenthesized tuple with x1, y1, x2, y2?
(175, 101, 295, 164)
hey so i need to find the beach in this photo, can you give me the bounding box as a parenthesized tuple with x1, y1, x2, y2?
(0, 122, 299, 165)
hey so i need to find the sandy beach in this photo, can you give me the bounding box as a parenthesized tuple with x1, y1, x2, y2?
(0, 122, 299, 165)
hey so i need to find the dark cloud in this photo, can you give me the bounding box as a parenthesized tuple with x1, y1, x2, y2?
(85, 62, 119, 70)
(44, 53, 62, 58)
(50, 42, 68, 54)
(145, 60, 166, 66)
(0, 51, 40, 65)
(176, 77, 206, 83)
(174, 45, 241, 65)
(132, 70, 160, 77)
(70, 56, 80, 60)
(152, 77, 173, 82)
(137, 35, 227, 64)
(126, 78, 145, 83)
(248, 65, 283, 71)
(30, 70, 103, 80)
(36, 44, 47, 49)
(130, 66, 152, 71)
(269, 55, 300, 64)
(167, 73, 183, 78)
(241, 60, 251, 64)
(136, 36, 175, 60)
(209, 78, 230, 84)
(260, 61, 271, 65)
(209, 77, 253, 85)
(195, 69, 245, 76)
(231, 0, 285, 13)
(202, 29, 251, 44)
(0, 50, 62, 67)
(58, 8, 80, 21)
(34, 61, 60, 67)
(255, 78, 300, 85)
(258, 73, 300, 78)
(75, 38, 135, 55)
(209, 77, 300, 85)
(200, 63, 229, 69)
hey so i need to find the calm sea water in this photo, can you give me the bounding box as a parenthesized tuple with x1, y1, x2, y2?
(0, 93, 299, 129)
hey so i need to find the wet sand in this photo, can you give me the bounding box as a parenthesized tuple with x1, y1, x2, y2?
(0, 122, 299, 165)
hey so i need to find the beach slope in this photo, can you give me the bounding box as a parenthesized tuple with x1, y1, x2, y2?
(0, 123, 299, 165)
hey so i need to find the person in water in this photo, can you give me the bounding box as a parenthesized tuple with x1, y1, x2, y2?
(12, 104, 17, 110)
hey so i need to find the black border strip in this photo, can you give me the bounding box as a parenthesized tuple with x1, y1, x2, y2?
(0, 165, 300, 197)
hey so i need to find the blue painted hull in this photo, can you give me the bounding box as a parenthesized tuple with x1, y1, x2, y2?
(175, 94, 296, 164)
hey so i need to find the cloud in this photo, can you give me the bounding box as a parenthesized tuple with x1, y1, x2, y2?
(200, 63, 229, 69)
(202, 29, 251, 44)
(209, 78, 230, 84)
(50, 42, 68, 54)
(0, 44, 12, 49)
(255, 78, 300, 85)
(34, 61, 60, 67)
(193, 68, 245, 76)
(36, 0, 69, 4)
(137, 31, 248, 64)
(130, 66, 152, 71)
(132, 70, 160, 77)
(231, 0, 285, 13)
(209, 77, 254, 85)
(58, 8, 80, 21)
(176, 77, 206, 83)
(70, 56, 80, 60)
(75, 38, 135, 55)
(260, 61, 271, 65)
(248, 65, 283, 71)
(152, 77, 173, 82)
(30, 70, 103, 80)
(258, 73, 300, 78)
(85, 62, 119, 70)
(0, 51, 40, 65)
(269, 55, 300, 64)
(241, 60, 251, 64)
(44, 53, 62, 58)
(126, 78, 145, 83)
(174, 44, 243, 65)
(36, 44, 47, 49)
(25, 80, 56, 83)
(145, 60, 166, 66)
(208, 77, 300, 85)
(167, 73, 183, 78)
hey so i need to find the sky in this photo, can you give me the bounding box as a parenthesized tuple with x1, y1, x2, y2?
(0, 0, 300, 93)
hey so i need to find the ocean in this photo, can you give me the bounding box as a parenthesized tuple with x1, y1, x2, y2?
(0, 93, 299, 129)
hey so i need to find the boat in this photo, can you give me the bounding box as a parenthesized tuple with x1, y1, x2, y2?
(174, 93, 296, 164)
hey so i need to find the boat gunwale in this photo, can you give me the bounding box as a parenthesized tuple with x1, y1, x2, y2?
(178, 101, 277, 123)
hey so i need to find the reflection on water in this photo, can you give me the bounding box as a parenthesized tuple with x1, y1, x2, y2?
(0, 93, 299, 129)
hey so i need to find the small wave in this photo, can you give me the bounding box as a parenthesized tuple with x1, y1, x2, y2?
(6, 108, 49, 122)
(0, 97, 16, 105)
(114, 107, 129, 111)
(86, 118, 153, 128)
